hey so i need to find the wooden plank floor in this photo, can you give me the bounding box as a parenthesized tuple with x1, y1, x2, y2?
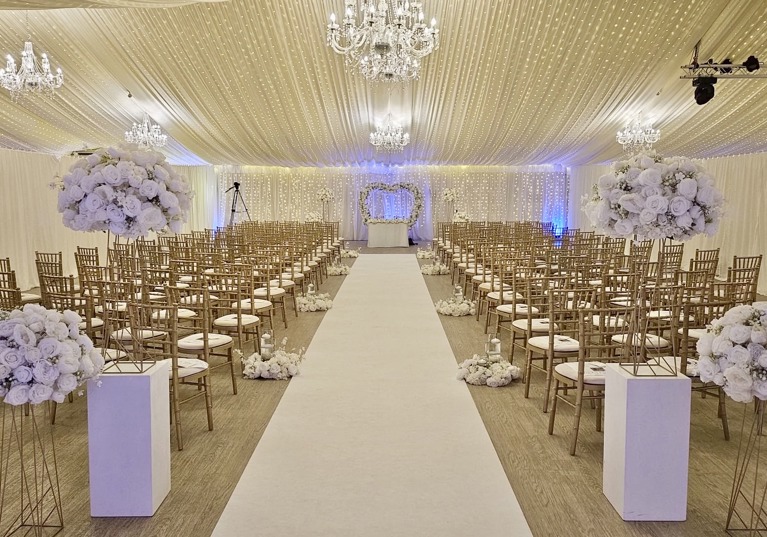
(6, 248, 749, 536)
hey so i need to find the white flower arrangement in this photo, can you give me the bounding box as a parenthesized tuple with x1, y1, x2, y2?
(304, 211, 323, 222)
(327, 263, 350, 276)
(696, 304, 767, 403)
(317, 187, 335, 203)
(359, 182, 424, 227)
(457, 355, 521, 387)
(583, 152, 724, 241)
(54, 145, 193, 238)
(420, 262, 451, 275)
(241, 338, 305, 380)
(442, 187, 460, 203)
(435, 297, 476, 317)
(0, 304, 106, 406)
(416, 248, 435, 259)
(340, 248, 360, 258)
(452, 210, 470, 223)
(296, 293, 333, 312)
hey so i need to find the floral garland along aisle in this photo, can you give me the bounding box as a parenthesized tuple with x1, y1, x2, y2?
(421, 261, 450, 275)
(360, 182, 424, 226)
(296, 293, 333, 312)
(457, 355, 521, 388)
(54, 145, 194, 238)
(695, 302, 767, 533)
(240, 336, 306, 380)
(435, 297, 476, 317)
(583, 152, 724, 241)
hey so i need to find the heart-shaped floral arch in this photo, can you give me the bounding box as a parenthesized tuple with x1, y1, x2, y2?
(359, 182, 424, 227)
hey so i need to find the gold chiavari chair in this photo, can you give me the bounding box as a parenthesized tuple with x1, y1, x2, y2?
(0, 287, 22, 310)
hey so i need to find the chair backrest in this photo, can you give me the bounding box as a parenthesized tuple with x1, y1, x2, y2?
(0, 258, 12, 273)
(0, 271, 16, 290)
(694, 248, 720, 263)
(728, 266, 761, 303)
(35, 251, 62, 265)
(0, 288, 22, 310)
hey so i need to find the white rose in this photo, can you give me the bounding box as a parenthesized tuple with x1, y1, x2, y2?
(107, 147, 129, 159)
(644, 194, 669, 214)
(55, 373, 79, 394)
(13, 364, 33, 383)
(637, 168, 662, 186)
(169, 219, 184, 234)
(613, 219, 635, 236)
(86, 153, 102, 166)
(693, 216, 706, 232)
(82, 193, 105, 212)
(675, 213, 693, 229)
(57, 353, 81, 374)
(729, 324, 753, 345)
(669, 196, 692, 216)
(696, 356, 719, 382)
(597, 174, 617, 191)
(32, 361, 59, 386)
(159, 191, 179, 209)
(105, 204, 126, 223)
(130, 151, 158, 168)
(79, 175, 97, 194)
(28, 384, 54, 404)
(712, 335, 734, 356)
(122, 195, 143, 217)
(728, 345, 751, 366)
(754, 380, 767, 400)
(758, 352, 767, 368)
(639, 208, 657, 225)
(51, 391, 66, 403)
(677, 178, 698, 200)
(102, 164, 124, 186)
(116, 160, 134, 178)
(723, 366, 754, 403)
(696, 186, 716, 206)
(641, 185, 663, 198)
(0, 348, 25, 369)
(139, 180, 160, 199)
(752, 328, 767, 345)
(153, 165, 170, 182)
(89, 348, 105, 372)
(4, 384, 30, 406)
(618, 193, 643, 213)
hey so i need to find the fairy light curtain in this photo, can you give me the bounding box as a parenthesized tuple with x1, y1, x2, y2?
(215, 165, 568, 241)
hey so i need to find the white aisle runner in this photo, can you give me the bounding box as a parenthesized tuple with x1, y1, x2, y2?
(212, 255, 532, 537)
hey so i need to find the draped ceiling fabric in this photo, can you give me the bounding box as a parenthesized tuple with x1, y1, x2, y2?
(0, 1, 226, 9)
(0, 1, 765, 167)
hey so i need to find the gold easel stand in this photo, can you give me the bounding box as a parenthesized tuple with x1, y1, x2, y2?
(0, 404, 63, 536)
(727, 400, 767, 535)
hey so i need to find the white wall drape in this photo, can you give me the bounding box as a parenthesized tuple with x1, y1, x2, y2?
(567, 152, 767, 295)
(214, 165, 569, 242)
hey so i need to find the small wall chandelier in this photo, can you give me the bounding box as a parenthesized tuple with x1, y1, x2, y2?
(616, 114, 661, 152)
(370, 113, 410, 152)
(125, 113, 168, 149)
(327, 0, 439, 82)
(0, 41, 63, 100)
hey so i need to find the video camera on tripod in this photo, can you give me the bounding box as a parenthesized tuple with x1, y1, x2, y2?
(226, 181, 251, 226)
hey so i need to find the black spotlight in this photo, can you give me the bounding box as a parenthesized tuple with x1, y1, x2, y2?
(718, 58, 732, 74)
(743, 55, 760, 72)
(693, 77, 717, 105)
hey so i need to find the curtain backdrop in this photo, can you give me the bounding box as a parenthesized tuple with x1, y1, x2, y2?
(567, 152, 767, 295)
(214, 165, 569, 242)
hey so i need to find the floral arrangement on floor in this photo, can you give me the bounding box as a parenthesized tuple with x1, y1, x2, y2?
(0, 304, 106, 405)
(583, 152, 724, 241)
(696, 304, 767, 403)
(327, 263, 350, 276)
(457, 355, 521, 387)
(452, 210, 470, 223)
(317, 187, 335, 203)
(340, 248, 360, 258)
(296, 293, 333, 312)
(420, 262, 450, 275)
(54, 145, 193, 238)
(416, 248, 435, 259)
(366, 218, 409, 224)
(304, 211, 323, 223)
(435, 297, 476, 317)
(359, 182, 424, 227)
(442, 188, 460, 203)
(240, 337, 305, 380)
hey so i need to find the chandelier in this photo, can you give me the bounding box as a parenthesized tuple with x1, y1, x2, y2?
(369, 113, 410, 152)
(125, 113, 168, 149)
(0, 41, 63, 100)
(327, 1, 439, 82)
(616, 114, 661, 152)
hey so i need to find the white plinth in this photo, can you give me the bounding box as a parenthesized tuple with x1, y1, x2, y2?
(367, 222, 408, 247)
(88, 361, 171, 517)
(603, 364, 691, 521)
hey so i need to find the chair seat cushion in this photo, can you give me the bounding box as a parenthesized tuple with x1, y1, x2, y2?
(528, 335, 580, 352)
(611, 333, 670, 348)
(96, 301, 128, 314)
(152, 308, 197, 320)
(512, 318, 556, 332)
(178, 332, 233, 350)
(478, 282, 511, 292)
(497, 303, 539, 315)
(281, 272, 304, 280)
(21, 292, 42, 303)
(254, 287, 285, 298)
(234, 298, 273, 311)
(79, 317, 104, 330)
(487, 290, 523, 301)
(214, 313, 260, 327)
(554, 361, 607, 384)
(647, 309, 674, 319)
(271, 279, 294, 287)
(172, 358, 209, 378)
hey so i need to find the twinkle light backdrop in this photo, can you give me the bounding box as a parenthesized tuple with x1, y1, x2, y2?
(215, 165, 568, 241)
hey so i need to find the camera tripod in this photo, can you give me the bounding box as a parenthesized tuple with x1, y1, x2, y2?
(225, 182, 252, 226)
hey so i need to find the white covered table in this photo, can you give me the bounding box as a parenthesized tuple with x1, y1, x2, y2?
(367, 222, 409, 248)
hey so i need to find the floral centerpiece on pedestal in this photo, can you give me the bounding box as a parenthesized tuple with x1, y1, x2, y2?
(54, 145, 193, 238)
(453, 210, 470, 223)
(441, 188, 460, 203)
(583, 152, 724, 241)
(317, 187, 335, 203)
(697, 304, 767, 403)
(0, 304, 105, 405)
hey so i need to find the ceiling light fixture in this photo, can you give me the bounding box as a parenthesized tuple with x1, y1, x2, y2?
(616, 113, 661, 152)
(327, 0, 439, 82)
(369, 113, 409, 152)
(680, 44, 764, 105)
(125, 112, 167, 149)
(0, 41, 63, 101)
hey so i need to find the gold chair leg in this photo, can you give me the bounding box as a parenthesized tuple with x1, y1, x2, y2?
(548, 380, 559, 435)
(570, 390, 584, 456)
(204, 376, 214, 432)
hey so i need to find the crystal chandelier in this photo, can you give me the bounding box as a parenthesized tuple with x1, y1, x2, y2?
(327, 1, 439, 82)
(370, 113, 410, 152)
(125, 113, 168, 149)
(616, 114, 661, 152)
(0, 41, 63, 100)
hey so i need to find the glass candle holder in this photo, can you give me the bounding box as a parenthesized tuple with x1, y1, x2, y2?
(261, 331, 274, 359)
(307, 283, 316, 296)
(454, 285, 463, 301)
(486, 334, 501, 359)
